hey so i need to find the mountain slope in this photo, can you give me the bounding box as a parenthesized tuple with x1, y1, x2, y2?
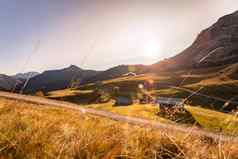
(82, 64, 147, 84)
(0, 74, 20, 91)
(151, 10, 238, 72)
(24, 65, 99, 93)
(13, 72, 39, 80)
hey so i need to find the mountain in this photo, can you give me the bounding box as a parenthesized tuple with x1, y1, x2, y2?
(23, 65, 100, 93)
(0, 74, 21, 91)
(13, 72, 39, 80)
(14, 11, 238, 92)
(151, 10, 238, 72)
(82, 64, 147, 84)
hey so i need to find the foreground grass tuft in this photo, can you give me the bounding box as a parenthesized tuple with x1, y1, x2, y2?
(0, 98, 237, 159)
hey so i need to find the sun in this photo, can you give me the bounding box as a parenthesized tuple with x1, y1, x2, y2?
(142, 42, 160, 59)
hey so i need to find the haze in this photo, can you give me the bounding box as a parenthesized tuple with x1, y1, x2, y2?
(1, 0, 238, 75)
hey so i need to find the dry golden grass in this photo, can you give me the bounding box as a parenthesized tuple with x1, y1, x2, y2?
(186, 106, 238, 135)
(0, 98, 238, 159)
(87, 103, 172, 123)
(103, 73, 169, 84)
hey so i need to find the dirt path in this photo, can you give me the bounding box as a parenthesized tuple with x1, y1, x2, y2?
(0, 91, 237, 143)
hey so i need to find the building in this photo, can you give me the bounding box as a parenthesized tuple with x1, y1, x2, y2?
(155, 97, 185, 115)
(123, 72, 137, 77)
(114, 96, 133, 106)
(155, 97, 184, 106)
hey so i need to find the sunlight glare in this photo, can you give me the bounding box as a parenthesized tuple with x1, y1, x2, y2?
(143, 43, 160, 59)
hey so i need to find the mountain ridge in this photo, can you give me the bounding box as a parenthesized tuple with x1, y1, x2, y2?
(23, 65, 100, 93)
(82, 64, 147, 84)
(150, 10, 238, 72)
(13, 72, 39, 80)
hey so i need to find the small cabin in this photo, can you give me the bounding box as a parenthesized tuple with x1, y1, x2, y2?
(123, 72, 137, 77)
(114, 96, 133, 106)
(155, 97, 185, 115)
(155, 97, 184, 106)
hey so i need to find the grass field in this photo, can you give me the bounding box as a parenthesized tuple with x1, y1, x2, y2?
(186, 106, 238, 135)
(47, 88, 238, 135)
(87, 102, 172, 123)
(0, 97, 238, 159)
(87, 103, 238, 135)
(47, 89, 171, 123)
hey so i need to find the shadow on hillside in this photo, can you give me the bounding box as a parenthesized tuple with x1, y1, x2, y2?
(48, 92, 101, 105)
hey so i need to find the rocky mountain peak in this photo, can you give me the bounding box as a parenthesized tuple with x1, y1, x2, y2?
(152, 10, 238, 71)
(64, 65, 82, 72)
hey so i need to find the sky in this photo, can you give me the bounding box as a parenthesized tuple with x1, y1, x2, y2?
(0, 0, 238, 75)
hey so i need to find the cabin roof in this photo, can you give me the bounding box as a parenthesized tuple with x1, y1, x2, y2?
(123, 72, 137, 76)
(155, 97, 184, 105)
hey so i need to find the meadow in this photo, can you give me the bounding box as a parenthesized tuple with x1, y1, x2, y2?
(0, 97, 238, 159)
(45, 70, 238, 136)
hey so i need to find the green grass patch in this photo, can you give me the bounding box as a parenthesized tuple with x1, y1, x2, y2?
(87, 103, 172, 123)
(186, 106, 238, 135)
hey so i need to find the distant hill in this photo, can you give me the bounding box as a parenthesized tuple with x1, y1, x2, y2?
(150, 10, 238, 72)
(24, 65, 100, 93)
(82, 64, 147, 84)
(0, 74, 21, 91)
(13, 72, 39, 80)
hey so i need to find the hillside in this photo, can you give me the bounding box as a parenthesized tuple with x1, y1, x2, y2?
(82, 64, 147, 84)
(0, 97, 237, 158)
(24, 65, 99, 93)
(150, 10, 238, 72)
